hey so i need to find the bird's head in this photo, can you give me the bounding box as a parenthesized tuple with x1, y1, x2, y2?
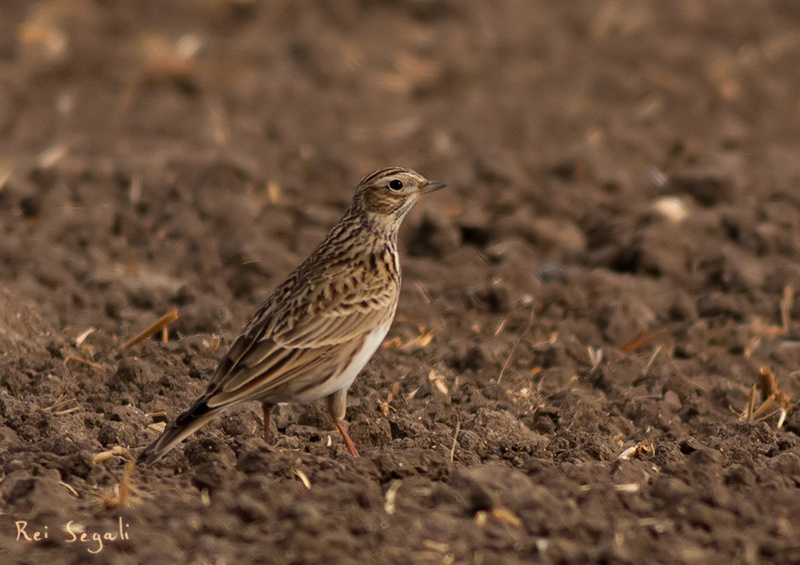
(351, 167, 446, 220)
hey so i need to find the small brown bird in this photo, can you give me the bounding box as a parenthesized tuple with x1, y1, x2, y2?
(138, 167, 445, 464)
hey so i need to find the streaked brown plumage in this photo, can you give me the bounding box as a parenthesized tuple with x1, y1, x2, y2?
(138, 167, 445, 464)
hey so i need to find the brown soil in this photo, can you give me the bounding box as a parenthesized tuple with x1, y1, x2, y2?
(3, 1, 800, 564)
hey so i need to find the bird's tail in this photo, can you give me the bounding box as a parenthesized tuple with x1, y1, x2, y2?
(137, 399, 222, 466)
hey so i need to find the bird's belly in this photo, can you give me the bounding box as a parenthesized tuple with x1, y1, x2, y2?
(289, 322, 391, 404)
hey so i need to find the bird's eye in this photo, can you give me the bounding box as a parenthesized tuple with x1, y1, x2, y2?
(388, 179, 403, 191)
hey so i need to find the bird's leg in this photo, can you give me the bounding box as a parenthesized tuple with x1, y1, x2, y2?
(261, 403, 274, 444)
(326, 389, 360, 457)
(335, 420, 360, 458)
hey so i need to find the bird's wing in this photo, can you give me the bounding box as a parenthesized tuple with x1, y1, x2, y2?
(200, 274, 397, 409)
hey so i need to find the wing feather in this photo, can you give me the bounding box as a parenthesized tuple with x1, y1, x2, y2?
(276, 298, 394, 347)
(200, 274, 397, 410)
(206, 338, 361, 407)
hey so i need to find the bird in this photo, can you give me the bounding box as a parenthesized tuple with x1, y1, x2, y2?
(137, 167, 445, 465)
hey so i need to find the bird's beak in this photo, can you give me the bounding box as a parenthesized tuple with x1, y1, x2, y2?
(421, 180, 446, 194)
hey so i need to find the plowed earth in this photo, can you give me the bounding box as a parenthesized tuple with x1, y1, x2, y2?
(2, 1, 800, 564)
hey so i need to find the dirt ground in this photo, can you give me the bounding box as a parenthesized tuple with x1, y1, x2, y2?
(2, 1, 800, 563)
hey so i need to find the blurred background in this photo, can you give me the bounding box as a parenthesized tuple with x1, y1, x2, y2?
(2, 0, 799, 331)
